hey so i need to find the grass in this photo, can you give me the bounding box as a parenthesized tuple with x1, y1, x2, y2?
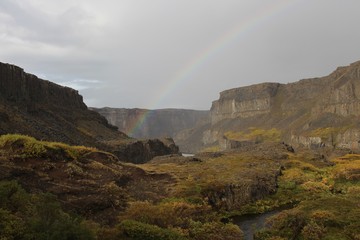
(224, 128, 281, 143)
(0, 134, 98, 160)
(200, 145, 221, 152)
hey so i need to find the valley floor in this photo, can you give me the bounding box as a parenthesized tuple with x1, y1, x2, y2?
(0, 135, 359, 239)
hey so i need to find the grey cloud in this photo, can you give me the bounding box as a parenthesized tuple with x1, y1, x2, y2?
(1, 0, 360, 110)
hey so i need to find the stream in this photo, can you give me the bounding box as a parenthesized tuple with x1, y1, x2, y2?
(232, 208, 285, 240)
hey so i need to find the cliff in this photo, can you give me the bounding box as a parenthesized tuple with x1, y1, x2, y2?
(92, 107, 209, 152)
(0, 63, 86, 110)
(0, 62, 179, 162)
(186, 60, 360, 152)
(211, 82, 280, 123)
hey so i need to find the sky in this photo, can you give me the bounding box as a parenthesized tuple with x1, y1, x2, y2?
(0, 0, 360, 110)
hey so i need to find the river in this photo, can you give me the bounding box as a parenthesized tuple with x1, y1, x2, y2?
(232, 209, 284, 240)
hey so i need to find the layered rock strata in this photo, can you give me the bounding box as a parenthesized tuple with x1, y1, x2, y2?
(0, 62, 179, 162)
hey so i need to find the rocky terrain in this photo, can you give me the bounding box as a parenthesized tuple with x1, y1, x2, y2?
(183, 60, 360, 153)
(0, 62, 179, 163)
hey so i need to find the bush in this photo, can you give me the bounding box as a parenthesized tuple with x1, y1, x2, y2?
(119, 200, 217, 229)
(0, 208, 26, 239)
(301, 221, 326, 240)
(119, 200, 243, 239)
(188, 220, 243, 240)
(0, 180, 95, 240)
(120, 220, 186, 240)
(0, 180, 29, 212)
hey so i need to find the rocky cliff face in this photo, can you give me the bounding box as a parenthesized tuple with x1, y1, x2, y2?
(186, 60, 360, 152)
(0, 62, 86, 110)
(92, 107, 209, 139)
(211, 82, 280, 124)
(92, 107, 209, 152)
(0, 62, 179, 162)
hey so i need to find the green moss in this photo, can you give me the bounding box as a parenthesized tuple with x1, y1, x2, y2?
(0, 134, 97, 160)
(307, 126, 351, 142)
(224, 128, 281, 143)
(200, 145, 220, 152)
(120, 220, 186, 240)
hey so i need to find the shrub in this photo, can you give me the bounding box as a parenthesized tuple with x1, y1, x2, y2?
(188, 220, 243, 240)
(0, 180, 95, 240)
(119, 200, 216, 229)
(0, 208, 26, 239)
(0, 180, 29, 212)
(301, 221, 326, 240)
(120, 220, 186, 240)
(264, 209, 307, 239)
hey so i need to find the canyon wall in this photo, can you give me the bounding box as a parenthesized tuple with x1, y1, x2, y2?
(188, 60, 360, 152)
(211, 82, 280, 124)
(0, 62, 179, 162)
(92, 107, 210, 139)
(0, 62, 86, 110)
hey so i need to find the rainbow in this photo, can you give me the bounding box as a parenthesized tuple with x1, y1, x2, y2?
(128, 0, 301, 137)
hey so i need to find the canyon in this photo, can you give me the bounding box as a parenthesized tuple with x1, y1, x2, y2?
(91, 107, 209, 139)
(1, 60, 359, 239)
(94, 60, 360, 154)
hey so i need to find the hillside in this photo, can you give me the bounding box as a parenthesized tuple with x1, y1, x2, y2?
(0, 62, 179, 163)
(1, 134, 359, 239)
(184, 60, 360, 153)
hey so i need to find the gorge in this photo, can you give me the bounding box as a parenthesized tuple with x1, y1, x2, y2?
(0, 60, 359, 239)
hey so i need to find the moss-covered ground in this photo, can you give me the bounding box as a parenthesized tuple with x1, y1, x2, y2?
(0, 134, 359, 239)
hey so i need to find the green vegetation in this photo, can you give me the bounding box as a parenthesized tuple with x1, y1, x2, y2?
(118, 199, 243, 240)
(0, 134, 99, 160)
(200, 145, 221, 152)
(0, 180, 94, 240)
(224, 128, 281, 143)
(236, 153, 360, 239)
(1, 134, 359, 239)
(141, 153, 279, 201)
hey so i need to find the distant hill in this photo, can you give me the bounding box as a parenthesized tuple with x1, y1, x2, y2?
(0, 62, 178, 162)
(182, 60, 360, 153)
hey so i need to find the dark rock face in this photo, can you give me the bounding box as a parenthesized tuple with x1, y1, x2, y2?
(0, 62, 86, 110)
(0, 62, 179, 163)
(114, 138, 180, 164)
(204, 173, 280, 211)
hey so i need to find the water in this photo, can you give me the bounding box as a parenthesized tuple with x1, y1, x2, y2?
(232, 209, 283, 240)
(182, 153, 195, 157)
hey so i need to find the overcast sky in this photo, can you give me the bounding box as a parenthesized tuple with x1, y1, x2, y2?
(1, 0, 360, 110)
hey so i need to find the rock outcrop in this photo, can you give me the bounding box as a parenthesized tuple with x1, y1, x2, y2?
(0, 62, 179, 162)
(211, 83, 280, 124)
